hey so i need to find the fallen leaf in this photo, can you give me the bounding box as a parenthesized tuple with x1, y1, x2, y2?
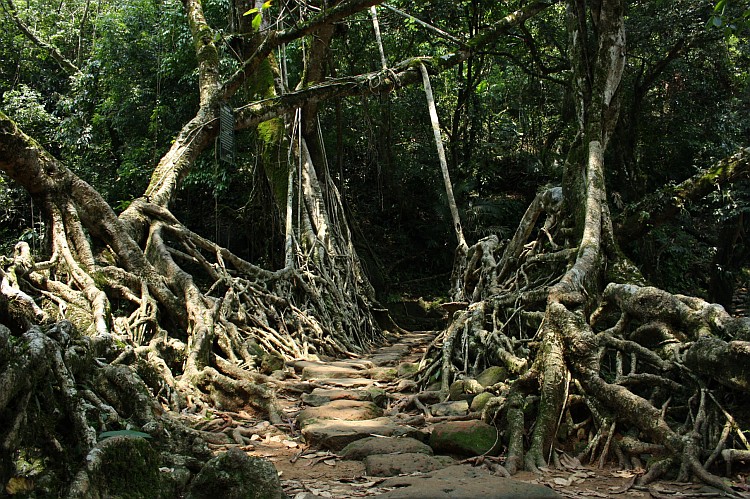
(609, 475, 637, 494)
(351, 481, 379, 488)
(323, 459, 336, 466)
(580, 490, 608, 498)
(559, 453, 584, 470)
(611, 470, 638, 478)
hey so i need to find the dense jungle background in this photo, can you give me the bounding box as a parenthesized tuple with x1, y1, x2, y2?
(2, 0, 750, 496)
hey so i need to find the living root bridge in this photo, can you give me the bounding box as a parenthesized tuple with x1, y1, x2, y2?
(421, 176, 750, 491)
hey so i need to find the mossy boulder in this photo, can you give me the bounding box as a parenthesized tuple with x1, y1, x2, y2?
(476, 366, 508, 387)
(448, 380, 467, 401)
(185, 448, 284, 499)
(397, 362, 420, 378)
(449, 378, 485, 400)
(71, 435, 171, 499)
(260, 352, 284, 374)
(470, 392, 494, 412)
(429, 420, 500, 457)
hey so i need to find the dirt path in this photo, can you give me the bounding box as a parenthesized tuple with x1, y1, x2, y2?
(197, 329, 740, 498)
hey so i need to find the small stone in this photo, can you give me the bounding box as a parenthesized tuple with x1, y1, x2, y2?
(340, 436, 433, 460)
(396, 379, 418, 392)
(429, 400, 469, 417)
(429, 420, 501, 457)
(260, 352, 284, 374)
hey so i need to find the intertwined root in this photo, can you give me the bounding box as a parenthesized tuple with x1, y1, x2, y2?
(424, 188, 750, 491)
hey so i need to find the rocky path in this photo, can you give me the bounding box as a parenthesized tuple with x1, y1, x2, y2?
(219, 328, 716, 498)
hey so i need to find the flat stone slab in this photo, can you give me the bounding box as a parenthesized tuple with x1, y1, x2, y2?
(289, 359, 370, 372)
(301, 418, 423, 452)
(367, 366, 398, 382)
(365, 452, 455, 477)
(375, 344, 411, 355)
(329, 359, 374, 369)
(378, 465, 561, 498)
(301, 364, 366, 380)
(315, 377, 375, 388)
(340, 436, 433, 460)
(368, 353, 404, 366)
(301, 387, 385, 407)
(397, 333, 435, 345)
(296, 400, 383, 428)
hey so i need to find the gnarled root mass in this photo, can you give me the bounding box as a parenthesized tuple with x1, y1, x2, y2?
(0, 320, 208, 496)
(422, 185, 750, 492)
(0, 112, 384, 495)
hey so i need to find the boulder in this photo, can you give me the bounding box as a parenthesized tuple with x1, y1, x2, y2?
(469, 392, 494, 412)
(429, 420, 500, 457)
(185, 448, 284, 499)
(476, 366, 508, 387)
(68, 435, 172, 498)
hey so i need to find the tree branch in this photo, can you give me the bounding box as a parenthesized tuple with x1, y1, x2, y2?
(0, 0, 80, 74)
(617, 146, 750, 241)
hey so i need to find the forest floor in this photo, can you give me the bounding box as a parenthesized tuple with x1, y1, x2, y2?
(184, 305, 748, 499)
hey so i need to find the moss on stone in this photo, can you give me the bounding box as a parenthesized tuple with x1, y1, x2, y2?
(90, 435, 170, 498)
(185, 448, 284, 499)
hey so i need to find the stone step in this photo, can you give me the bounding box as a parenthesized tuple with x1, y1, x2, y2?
(312, 377, 376, 388)
(364, 452, 455, 477)
(339, 436, 433, 460)
(301, 387, 386, 407)
(377, 464, 561, 498)
(296, 400, 383, 428)
(300, 417, 424, 452)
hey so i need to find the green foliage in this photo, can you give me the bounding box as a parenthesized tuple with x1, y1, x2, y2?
(243, 0, 273, 31)
(709, 0, 750, 36)
(2, 85, 59, 143)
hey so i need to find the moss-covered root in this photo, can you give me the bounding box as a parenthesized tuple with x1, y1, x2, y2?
(524, 312, 568, 473)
